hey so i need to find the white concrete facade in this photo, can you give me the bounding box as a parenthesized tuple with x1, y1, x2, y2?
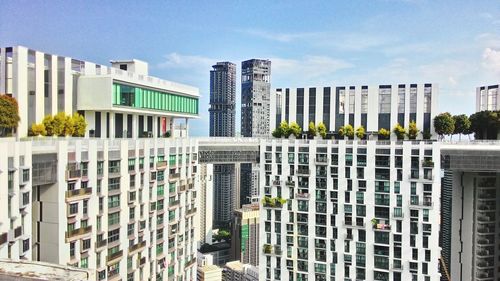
(476, 84, 500, 111)
(271, 84, 438, 138)
(259, 139, 441, 281)
(0, 137, 200, 281)
(0, 46, 199, 139)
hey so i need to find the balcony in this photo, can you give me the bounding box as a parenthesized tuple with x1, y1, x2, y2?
(157, 161, 167, 169)
(296, 193, 310, 200)
(186, 208, 197, 217)
(409, 197, 433, 209)
(169, 173, 181, 181)
(168, 200, 180, 210)
(273, 180, 282, 186)
(262, 196, 286, 208)
(65, 169, 81, 181)
(373, 223, 391, 231)
(185, 258, 196, 267)
(107, 249, 123, 265)
(65, 226, 92, 242)
(128, 241, 146, 255)
(95, 239, 107, 249)
(286, 180, 296, 187)
(422, 159, 434, 168)
(296, 169, 310, 175)
(65, 188, 92, 201)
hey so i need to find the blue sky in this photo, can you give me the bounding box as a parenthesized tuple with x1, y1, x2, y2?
(2, 0, 500, 136)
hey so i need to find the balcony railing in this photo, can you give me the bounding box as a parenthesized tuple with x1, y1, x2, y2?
(107, 250, 123, 264)
(296, 193, 310, 199)
(169, 173, 181, 180)
(95, 239, 107, 249)
(168, 200, 180, 210)
(65, 169, 81, 181)
(128, 241, 146, 254)
(65, 188, 92, 200)
(66, 226, 92, 240)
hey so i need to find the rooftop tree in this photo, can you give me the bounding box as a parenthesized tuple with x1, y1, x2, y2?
(433, 112, 455, 140)
(308, 121, 317, 138)
(317, 122, 327, 139)
(453, 114, 471, 140)
(0, 95, 20, 137)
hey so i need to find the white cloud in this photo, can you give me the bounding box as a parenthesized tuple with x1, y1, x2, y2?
(271, 55, 353, 87)
(157, 52, 215, 71)
(239, 29, 320, 43)
(482, 48, 500, 73)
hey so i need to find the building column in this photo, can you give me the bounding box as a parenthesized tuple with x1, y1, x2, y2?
(132, 114, 138, 139)
(109, 112, 115, 139)
(152, 115, 157, 138)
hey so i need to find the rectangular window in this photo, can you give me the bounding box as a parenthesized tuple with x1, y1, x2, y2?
(379, 88, 391, 113)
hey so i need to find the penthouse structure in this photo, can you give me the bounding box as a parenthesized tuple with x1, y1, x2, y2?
(0, 46, 199, 138)
(476, 84, 500, 111)
(271, 84, 438, 137)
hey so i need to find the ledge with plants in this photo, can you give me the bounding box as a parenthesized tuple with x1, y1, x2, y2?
(262, 196, 287, 208)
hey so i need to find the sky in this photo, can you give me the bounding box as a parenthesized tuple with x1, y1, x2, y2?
(1, 0, 500, 136)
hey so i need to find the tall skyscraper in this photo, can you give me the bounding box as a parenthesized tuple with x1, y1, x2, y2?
(209, 62, 238, 227)
(231, 203, 260, 266)
(241, 59, 271, 138)
(210, 62, 236, 137)
(240, 59, 270, 206)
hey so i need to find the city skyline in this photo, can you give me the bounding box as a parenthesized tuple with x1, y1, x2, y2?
(2, 1, 499, 136)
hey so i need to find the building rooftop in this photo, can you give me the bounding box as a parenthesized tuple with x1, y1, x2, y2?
(225, 260, 245, 272)
(0, 259, 94, 281)
(199, 265, 222, 273)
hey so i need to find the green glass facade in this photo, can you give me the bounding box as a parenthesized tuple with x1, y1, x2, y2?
(112, 83, 198, 115)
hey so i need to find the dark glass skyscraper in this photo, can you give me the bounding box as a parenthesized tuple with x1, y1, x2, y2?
(241, 59, 271, 137)
(209, 62, 237, 226)
(240, 59, 271, 206)
(210, 62, 236, 137)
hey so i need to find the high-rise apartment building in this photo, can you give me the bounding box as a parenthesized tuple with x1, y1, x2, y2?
(209, 62, 238, 227)
(259, 139, 441, 281)
(199, 164, 214, 245)
(271, 84, 438, 137)
(231, 203, 260, 266)
(241, 59, 271, 138)
(0, 45, 200, 281)
(476, 84, 500, 111)
(240, 59, 270, 212)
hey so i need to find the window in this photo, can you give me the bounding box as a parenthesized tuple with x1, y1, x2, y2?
(108, 195, 120, 208)
(69, 203, 78, 215)
(398, 88, 405, 113)
(349, 89, 355, 113)
(361, 89, 368, 113)
(378, 88, 391, 113)
(108, 212, 120, 226)
(128, 159, 135, 171)
(108, 178, 120, 191)
(410, 87, 417, 113)
(22, 169, 30, 182)
(338, 89, 345, 114)
(424, 87, 432, 113)
(83, 200, 88, 215)
(108, 228, 120, 243)
(97, 161, 104, 176)
(109, 160, 120, 173)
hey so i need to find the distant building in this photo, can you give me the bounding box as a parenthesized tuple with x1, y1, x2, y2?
(476, 84, 500, 111)
(231, 203, 260, 266)
(210, 62, 239, 227)
(241, 59, 271, 138)
(210, 62, 236, 137)
(198, 265, 223, 281)
(199, 242, 232, 266)
(223, 260, 258, 281)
